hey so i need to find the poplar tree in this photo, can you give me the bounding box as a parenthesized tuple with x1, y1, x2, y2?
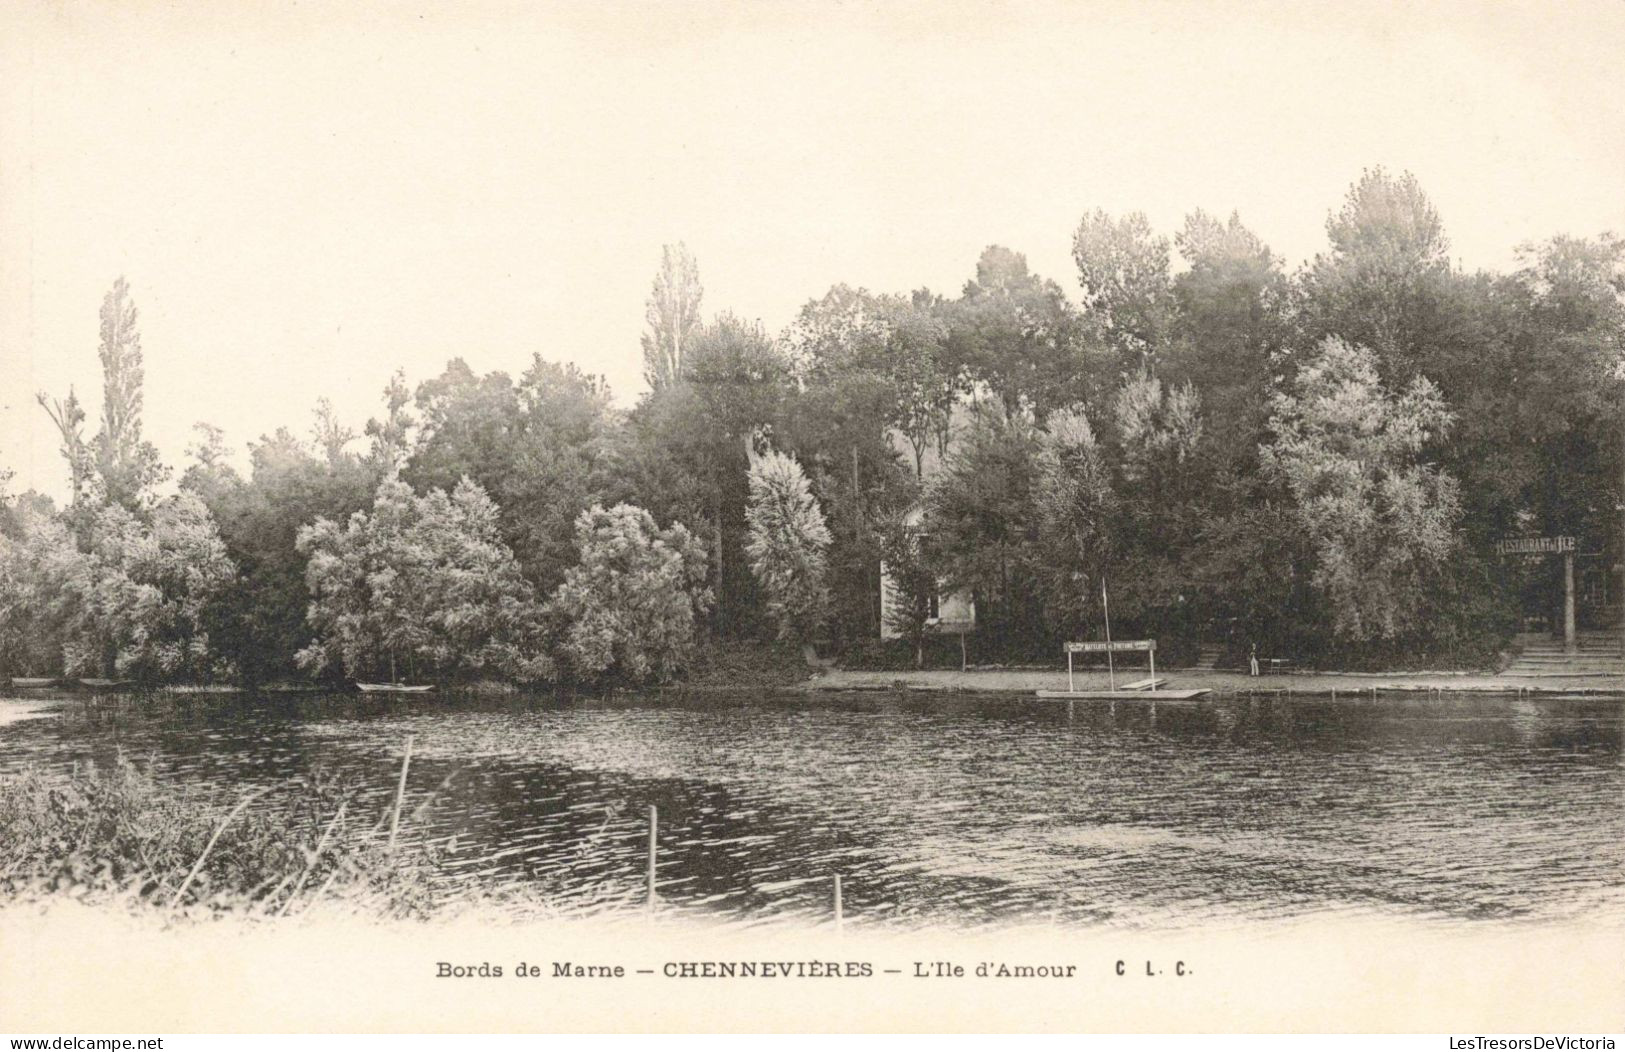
(91, 277, 167, 510)
(641, 243, 703, 391)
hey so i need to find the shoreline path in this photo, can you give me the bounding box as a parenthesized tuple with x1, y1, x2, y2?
(805, 666, 1625, 696)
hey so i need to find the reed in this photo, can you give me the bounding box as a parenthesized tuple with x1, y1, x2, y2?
(0, 753, 443, 920)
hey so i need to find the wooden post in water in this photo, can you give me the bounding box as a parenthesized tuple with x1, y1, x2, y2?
(388, 735, 414, 852)
(833, 874, 843, 932)
(1102, 579, 1116, 692)
(646, 805, 658, 914)
(1563, 548, 1577, 654)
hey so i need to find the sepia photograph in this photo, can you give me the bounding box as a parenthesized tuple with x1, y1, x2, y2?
(0, 0, 1622, 1038)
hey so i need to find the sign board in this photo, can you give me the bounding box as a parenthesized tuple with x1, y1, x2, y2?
(1066, 640, 1155, 653)
(1495, 536, 1575, 556)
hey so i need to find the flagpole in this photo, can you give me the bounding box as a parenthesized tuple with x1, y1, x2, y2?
(1102, 576, 1115, 692)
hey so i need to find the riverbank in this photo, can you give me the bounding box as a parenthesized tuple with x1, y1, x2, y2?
(804, 665, 1625, 696)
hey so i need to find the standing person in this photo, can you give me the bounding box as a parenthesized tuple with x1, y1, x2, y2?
(1249, 643, 1260, 677)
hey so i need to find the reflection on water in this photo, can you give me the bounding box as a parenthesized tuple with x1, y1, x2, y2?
(1, 689, 1621, 930)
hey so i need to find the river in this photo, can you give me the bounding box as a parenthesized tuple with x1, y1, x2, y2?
(1, 688, 1621, 930)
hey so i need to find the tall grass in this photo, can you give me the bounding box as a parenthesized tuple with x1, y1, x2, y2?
(0, 754, 445, 920)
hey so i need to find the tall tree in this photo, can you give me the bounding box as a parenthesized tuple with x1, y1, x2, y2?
(781, 286, 918, 641)
(403, 356, 618, 595)
(1502, 235, 1625, 632)
(1300, 167, 1454, 382)
(365, 369, 416, 475)
(35, 389, 94, 514)
(1071, 211, 1174, 369)
(407, 359, 521, 495)
(37, 280, 167, 518)
(924, 404, 1046, 651)
(179, 422, 243, 509)
(11, 494, 238, 681)
(1264, 336, 1460, 642)
(1167, 209, 1289, 471)
(678, 312, 793, 631)
(297, 476, 547, 682)
(192, 417, 376, 683)
(883, 292, 958, 476)
(949, 247, 1091, 419)
(312, 397, 358, 466)
(875, 505, 932, 668)
(1032, 407, 1115, 635)
(0, 499, 81, 676)
(91, 278, 168, 510)
(547, 503, 711, 684)
(1104, 371, 1206, 630)
(744, 448, 831, 640)
(641, 242, 703, 391)
(504, 357, 620, 594)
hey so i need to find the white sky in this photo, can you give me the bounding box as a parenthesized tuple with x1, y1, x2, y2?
(3, 0, 1622, 502)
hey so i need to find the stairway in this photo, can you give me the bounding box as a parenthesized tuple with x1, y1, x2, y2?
(1194, 643, 1223, 671)
(1504, 631, 1625, 677)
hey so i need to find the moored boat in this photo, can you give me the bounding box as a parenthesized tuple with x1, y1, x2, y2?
(1036, 688, 1210, 700)
(9, 677, 60, 688)
(356, 682, 435, 694)
(77, 678, 132, 689)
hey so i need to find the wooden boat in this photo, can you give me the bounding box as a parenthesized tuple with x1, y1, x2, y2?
(356, 682, 435, 694)
(1037, 688, 1210, 700)
(77, 678, 132, 689)
(9, 677, 59, 688)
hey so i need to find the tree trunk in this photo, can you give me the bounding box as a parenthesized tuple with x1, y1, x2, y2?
(713, 491, 724, 625)
(852, 444, 868, 637)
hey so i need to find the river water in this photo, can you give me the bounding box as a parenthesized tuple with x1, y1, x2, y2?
(1, 689, 1621, 930)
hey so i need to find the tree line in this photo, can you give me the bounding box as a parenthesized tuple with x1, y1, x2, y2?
(2, 167, 1622, 684)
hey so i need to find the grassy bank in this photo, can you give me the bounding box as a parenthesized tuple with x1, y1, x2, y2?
(0, 756, 445, 919)
(0, 754, 649, 922)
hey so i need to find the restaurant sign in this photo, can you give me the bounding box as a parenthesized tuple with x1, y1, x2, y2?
(1066, 640, 1156, 653)
(1495, 536, 1575, 556)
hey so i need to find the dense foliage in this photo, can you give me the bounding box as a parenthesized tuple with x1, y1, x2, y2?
(296, 477, 551, 683)
(744, 448, 831, 640)
(3, 168, 1622, 681)
(547, 503, 711, 684)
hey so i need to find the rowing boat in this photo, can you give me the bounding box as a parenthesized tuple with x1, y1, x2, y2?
(1036, 688, 1210, 700)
